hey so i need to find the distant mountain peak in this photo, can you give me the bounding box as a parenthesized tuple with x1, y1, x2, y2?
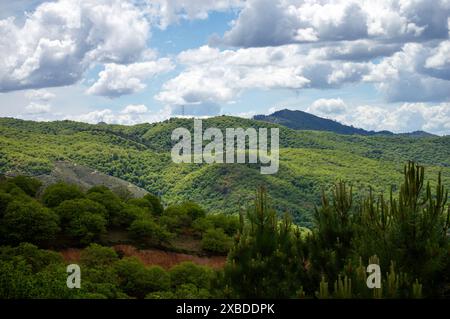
(253, 109, 433, 137)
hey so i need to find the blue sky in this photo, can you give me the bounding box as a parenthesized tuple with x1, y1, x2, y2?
(0, 0, 449, 134)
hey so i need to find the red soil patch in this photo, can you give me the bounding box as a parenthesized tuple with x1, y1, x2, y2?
(59, 245, 226, 270)
(114, 245, 226, 270)
(60, 248, 82, 263)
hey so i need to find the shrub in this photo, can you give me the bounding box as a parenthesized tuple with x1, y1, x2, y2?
(128, 218, 172, 245)
(114, 257, 170, 298)
(1, 200, 60, 245)
(9, 176, 42, 197)
(201, 228, 232, 254)
(113, 205, 147, 227)
(143, 194, 164, 216)
(87, 188, 124, 222)
(169, 262, 213, 290)
(80, 244, 119, 268)
(42, 183, 84, 208)
(66, 211, 107, 245)
(55, 199, 107, 223)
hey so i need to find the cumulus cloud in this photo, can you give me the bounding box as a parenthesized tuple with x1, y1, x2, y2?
(142, 0, 244, 29)
(24, 89, 55, 102)
(222, 0, 450, 47)
(87, 59, 174, 97)
(365, 43, 450, 102)
(24, 102, 51, 114)
(121, 104, 148, 114)
(156, 45, 372, 107)
(0, 0, 150, 92)
(308, 98, 347, 115)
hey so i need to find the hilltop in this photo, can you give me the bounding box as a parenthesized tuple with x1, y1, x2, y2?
(1, 116, 449, 225)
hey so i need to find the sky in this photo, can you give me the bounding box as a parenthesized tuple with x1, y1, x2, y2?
(0, 0, 449, 134)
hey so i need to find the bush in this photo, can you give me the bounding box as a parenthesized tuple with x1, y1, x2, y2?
(80, 244, 119, 268)
(169, 262, 213, 290)
(55, 199, 107, 223)
(143, 194, 164, 216)
(1, 200, 60, 245)
(87, 188, 124, 222)
(201, 228, 232, 254)
(66, 212, 107, 245)
(193, 214, 240, 236)
(174, 283, 211, 299)
(160, 206, 191, 233)
(113, 205, 147, 227)
(42, 183, 84, 208)
(9, 176, 42, 197)
(128, 218, 172, 245)
(114, 257, 170, 298)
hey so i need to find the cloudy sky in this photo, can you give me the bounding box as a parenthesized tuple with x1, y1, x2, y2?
(0, 0, 449, 134)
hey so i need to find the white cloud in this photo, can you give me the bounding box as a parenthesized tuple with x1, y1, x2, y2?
(67, 104, 171, 125)
(24, 102, 51, 114)
(365, 43, 450, 102)
(157, 45, 371, 106)
(142, 0, 244, 29)
(0, 0, 150, 92)
(425, 40, 450, 69)
(222, 0, 450, 47)
(308, 98, 347, 116)
(307, 99, 450, 135)
(87, 58, 174, 97)
(121, 104, 148, 114)
(24, 89, 55, 102)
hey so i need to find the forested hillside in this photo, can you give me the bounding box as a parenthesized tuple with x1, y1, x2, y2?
(1, 116, 450, 225)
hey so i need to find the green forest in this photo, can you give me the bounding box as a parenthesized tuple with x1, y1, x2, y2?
(0, 162, 449, 298)
(1, 117, 450, 226)
(0, 117, 449, 298)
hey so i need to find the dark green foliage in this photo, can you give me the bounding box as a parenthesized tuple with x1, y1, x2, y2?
(55, 198, 107, 222)
(1, 200, 60, 245)
(201, 228, 232, 254)
(80, 244, 119, 268)
(160, 201, 206, 233)
(143, 193, 164, 216)
(114, 257, 170, 298)
(66, 212, 107, 245)
(221, 187, 309, 298)
(0, 191, 13, 218)
(114, 205, 147, 227)
(42, 183, 84, 208)
(193, 214, 240, 236)
(169, 262, 213, 290)
(87, 186, 124, 222)
(8, 176, 42, 197)
(128, 218, 172, 245)
(55, 198, 107, 244)
(0, 244, 79, 299)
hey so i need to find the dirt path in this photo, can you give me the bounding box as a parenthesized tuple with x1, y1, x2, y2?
(60, 244, 226, 270)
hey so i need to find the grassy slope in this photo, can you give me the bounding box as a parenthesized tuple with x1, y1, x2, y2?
(1, 116, 450, 226)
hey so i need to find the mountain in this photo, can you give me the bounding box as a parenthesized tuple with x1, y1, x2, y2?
(1, 116, 449, 226)
(254, 109, 393, 135)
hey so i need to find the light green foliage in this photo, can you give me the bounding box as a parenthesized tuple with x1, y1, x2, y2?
(3, 117, 450, 225)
